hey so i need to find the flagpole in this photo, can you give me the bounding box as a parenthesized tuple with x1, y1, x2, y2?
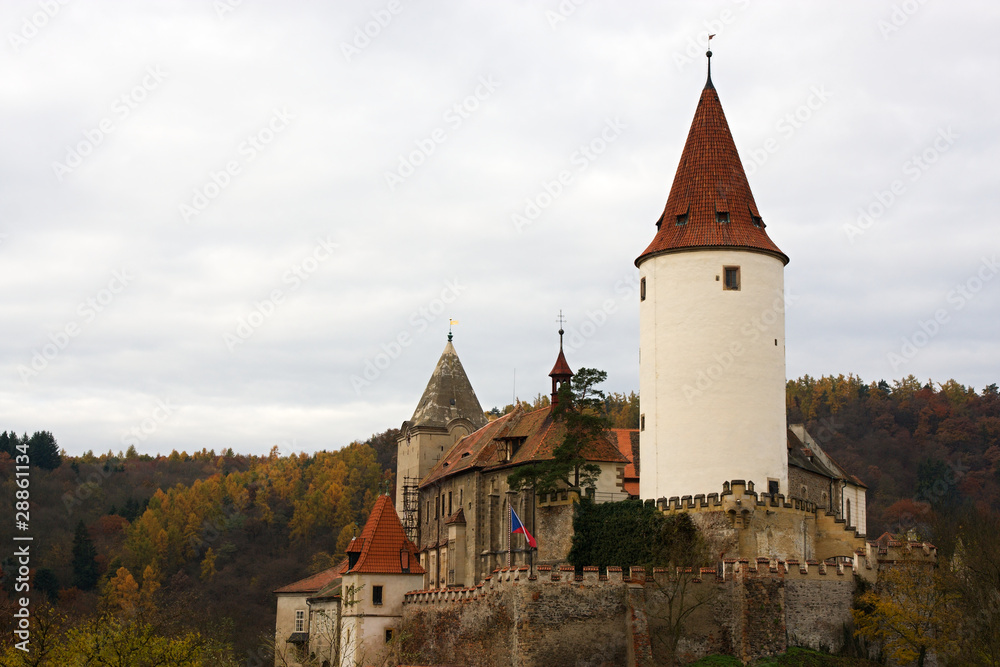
(507, 501, 512, 569)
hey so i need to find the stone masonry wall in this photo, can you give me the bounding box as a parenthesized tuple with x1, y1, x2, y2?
(402, 558, 864, 666)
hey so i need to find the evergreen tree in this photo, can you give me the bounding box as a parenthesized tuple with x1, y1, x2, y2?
(507, 368, 607, 492)
(72, 520, 100, 591)
(28, 430, 62, 469)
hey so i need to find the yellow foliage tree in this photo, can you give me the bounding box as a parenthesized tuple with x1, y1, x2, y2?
(853, 563, 959, 667)
(104, 566, 140, 617)
(200, 547, 217, 582)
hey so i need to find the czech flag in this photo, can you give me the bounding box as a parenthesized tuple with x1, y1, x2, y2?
(510, 506, 536, 548)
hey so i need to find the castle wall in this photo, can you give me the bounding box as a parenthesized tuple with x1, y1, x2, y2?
(788, 465, 836, 511)
(402, 559, 864, 666)
(660, 481, 866, 562)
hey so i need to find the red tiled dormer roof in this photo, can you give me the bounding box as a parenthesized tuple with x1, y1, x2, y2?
(636, 65, 787, 267)
(273, 559, 348, 594)
(420, 405, 628, 488)
(344, 494, 425, 575)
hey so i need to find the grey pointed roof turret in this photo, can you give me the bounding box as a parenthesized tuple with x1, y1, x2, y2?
(409, 339, 487, 430)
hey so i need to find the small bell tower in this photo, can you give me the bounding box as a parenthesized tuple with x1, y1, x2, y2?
(549, 312, 573, 405)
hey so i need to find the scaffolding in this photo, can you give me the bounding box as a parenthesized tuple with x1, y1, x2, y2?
(401, 476, 420, 544)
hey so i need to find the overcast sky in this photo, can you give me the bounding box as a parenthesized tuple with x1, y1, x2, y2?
(2, 1, 997, 457)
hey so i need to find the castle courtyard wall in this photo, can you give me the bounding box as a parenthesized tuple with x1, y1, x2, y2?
(401, 559, 862, 666)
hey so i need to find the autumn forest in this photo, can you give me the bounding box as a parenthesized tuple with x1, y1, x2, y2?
(1, 374, 999, 665)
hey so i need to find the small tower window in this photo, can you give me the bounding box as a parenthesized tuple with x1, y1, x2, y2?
(752, 215, 763, 228)
(675, 213, 688, 226)
(723, 266, 740, 291)
(639, 277, 646, 301)
(716, 211, 729, 224)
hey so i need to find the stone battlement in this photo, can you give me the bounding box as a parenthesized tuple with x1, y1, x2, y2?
(401, 552, 890, 607)
(657, 480, 818, 516)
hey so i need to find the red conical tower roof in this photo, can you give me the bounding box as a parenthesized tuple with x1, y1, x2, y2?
(636, 53, 787, 267)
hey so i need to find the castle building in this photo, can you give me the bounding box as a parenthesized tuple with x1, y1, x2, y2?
(276, 48, 881, 666)
(273, 494, 424, 667)
(637, 51, 790, 503)
(403, 332, 629, 589)
(394, 333, 488, 541)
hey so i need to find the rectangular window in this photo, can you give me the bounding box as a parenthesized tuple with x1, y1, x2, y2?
(676, 213, 688, 226)
(768, 479, 779, 496)
(435, 496, 439, 518)
(294, 609, 305, 633)
(448, 491, 452, 516)
(459, 488, 463, 507)
(385, 628, 394, 643)
(723, 266, 740, 291)
(639, 277, 646, 301)
(716, 211, 730, 224)
(372, 585, 383, 606)
(640, 414, 645, 431)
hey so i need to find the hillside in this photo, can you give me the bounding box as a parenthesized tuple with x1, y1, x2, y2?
(1, 374, 998, 663)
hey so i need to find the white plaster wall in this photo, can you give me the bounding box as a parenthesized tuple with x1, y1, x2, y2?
(274, 594, 309, 667)
(638, 249, 788, 501)
(842, 484, 867, 536)
(339, 572, 424, 667)
(594, 462, 629, 499)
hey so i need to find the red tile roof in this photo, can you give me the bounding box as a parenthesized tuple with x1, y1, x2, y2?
(421, 405, 628, 488)
(344, 495, 426, 575)
(636, 73, 787, 267)
(273, 560, 347, 594)
(549, 347, 573, 379)
(611, 429, 640, 496)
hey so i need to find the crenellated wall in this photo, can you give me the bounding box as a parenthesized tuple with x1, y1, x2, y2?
(657, 480, 867, 563)
(400, 554, 894, 666)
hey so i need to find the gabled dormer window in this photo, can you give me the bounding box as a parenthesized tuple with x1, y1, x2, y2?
(716, 211, 730, 224)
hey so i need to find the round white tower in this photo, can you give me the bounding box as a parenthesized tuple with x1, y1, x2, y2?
(637, 52, 790, 502)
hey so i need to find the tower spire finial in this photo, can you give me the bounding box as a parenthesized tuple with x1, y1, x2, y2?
(448, 318, 458, 342)
(705, 33, 715, 90)
(556, 310, 566, 348)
